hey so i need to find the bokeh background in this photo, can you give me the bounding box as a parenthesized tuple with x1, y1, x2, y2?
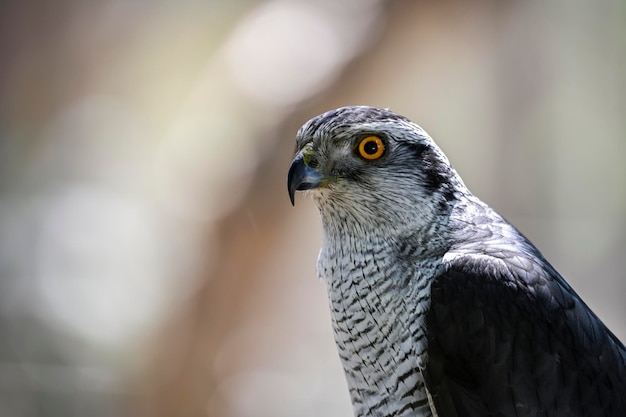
(0, 0, 625, 416)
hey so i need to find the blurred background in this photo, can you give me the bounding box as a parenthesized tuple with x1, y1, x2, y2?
(0, 0, 625, 416)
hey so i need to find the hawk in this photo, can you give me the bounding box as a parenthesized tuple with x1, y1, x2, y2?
(287, 106, 626, 417)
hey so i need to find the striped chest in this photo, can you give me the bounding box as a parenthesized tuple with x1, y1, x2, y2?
(318, 239, 439, 417)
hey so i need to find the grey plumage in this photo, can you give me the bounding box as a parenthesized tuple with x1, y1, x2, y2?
(287, 106, 626, 417)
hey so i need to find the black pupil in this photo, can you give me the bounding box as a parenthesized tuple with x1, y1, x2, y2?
(363, 140, 378, 155)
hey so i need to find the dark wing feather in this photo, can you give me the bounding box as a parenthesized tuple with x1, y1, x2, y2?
(424, 255, 626, 417)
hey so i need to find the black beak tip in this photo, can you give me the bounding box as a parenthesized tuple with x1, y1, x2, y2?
(289, 188, 296, 206)
(287, 154, 303, 206)
(287, 153, 323, 206)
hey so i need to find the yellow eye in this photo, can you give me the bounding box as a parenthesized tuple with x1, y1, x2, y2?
(358, 136, 385, 160)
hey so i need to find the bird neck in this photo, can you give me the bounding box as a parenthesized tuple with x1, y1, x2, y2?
(316, 198, 453, 259)
(316, 220, 440, 417)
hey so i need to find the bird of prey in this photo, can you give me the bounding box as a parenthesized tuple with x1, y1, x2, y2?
(287, 106, 626, 417)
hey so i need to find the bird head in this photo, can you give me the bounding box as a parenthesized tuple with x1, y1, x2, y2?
(288, 106, 465, 235)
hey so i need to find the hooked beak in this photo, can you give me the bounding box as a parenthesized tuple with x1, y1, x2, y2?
(287, 153, 325, 206)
